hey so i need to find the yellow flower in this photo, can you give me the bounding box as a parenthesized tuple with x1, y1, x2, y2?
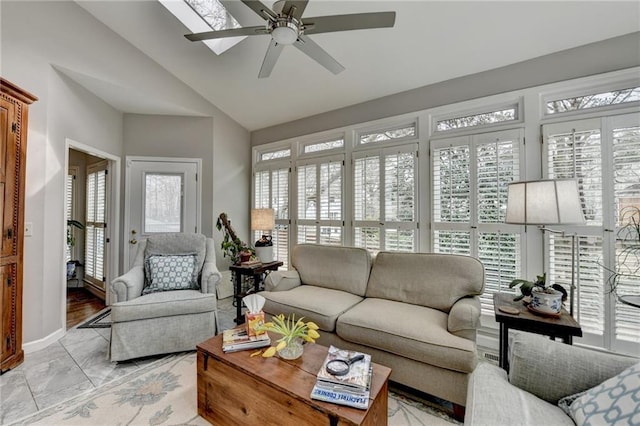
(302, 335, 315, 343)
(307, 329, 320, 339)
(250, 350, 263, 357)
(306, 321, 319, 330)
(275, 341, 287, 351)
(262, 347, 277, 357)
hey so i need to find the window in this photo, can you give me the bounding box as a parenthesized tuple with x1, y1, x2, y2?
(254, 166, 290, 268)
(432, 129, 523, 313)
(353, 145, 418, 252)
(435, 106, 518, 132)
(144, 174, 182, 233)
(159, 0, 243, 55)
(65, 167, 79, 263)
(359, 123, 416, 145)
(546, 86, 640, 115)
(543, 112, 640, 353)
(260, 148, 291, 162)
(85, 161, 108, 289)
(296, 156, 343, 245)
(303, 138, 344, 154)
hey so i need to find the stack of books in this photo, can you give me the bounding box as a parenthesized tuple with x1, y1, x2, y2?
(240, 259, 261, 267)
(221, 326, 270, 353)
(310, 346, 372, 410)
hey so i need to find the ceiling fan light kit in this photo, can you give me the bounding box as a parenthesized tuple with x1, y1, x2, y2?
(185, 0, 396, 78)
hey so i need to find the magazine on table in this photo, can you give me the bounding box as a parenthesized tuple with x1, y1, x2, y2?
(310, 380, 371, 410)
(316, 345, 372, 390)
(222, 326, 270, 352)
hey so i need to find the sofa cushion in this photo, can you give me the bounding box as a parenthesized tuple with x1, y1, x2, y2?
(292, 244, 372, 296)
(259, 285, 364, 332)
(111, 290, 216, 322)
(142, 254, 199, 295)
(465, 362, 574, 426)
(366, 252, 484, 313)
(336, 298, 477, 373)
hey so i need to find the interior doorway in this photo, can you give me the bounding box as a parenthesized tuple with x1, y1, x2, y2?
(65, 142, 120, 328)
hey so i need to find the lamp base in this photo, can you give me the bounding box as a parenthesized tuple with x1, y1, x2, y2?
(255, 246, 273, 263)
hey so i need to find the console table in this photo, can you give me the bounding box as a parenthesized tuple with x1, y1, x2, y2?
(229, 260, 283, 324)
(493, 292, 582, 371)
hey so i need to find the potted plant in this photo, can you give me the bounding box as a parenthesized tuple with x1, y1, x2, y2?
(509, 273, 568, 315)
(216, 212, 255, 264)
(255, 313, 320, 359)
(66, 219, 84, 279)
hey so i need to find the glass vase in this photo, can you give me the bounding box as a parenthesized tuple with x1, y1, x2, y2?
(277, 338, 304, 360)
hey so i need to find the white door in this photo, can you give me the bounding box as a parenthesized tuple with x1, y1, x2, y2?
(125, 157, 201, 269)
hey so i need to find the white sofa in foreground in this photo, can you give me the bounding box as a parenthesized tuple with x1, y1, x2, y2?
(259, 244, 485, 408)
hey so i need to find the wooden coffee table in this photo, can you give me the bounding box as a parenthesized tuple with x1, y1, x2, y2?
(197, 333, 391, 425)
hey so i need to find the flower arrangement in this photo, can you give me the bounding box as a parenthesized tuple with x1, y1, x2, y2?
(509, 273, 567, 303)
(253, 313, 320, 358)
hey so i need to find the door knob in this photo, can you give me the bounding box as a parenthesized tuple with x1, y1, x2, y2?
(129, 238, 137, 245)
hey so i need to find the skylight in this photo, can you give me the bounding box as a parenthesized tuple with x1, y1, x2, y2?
(159, 0, 245, 55)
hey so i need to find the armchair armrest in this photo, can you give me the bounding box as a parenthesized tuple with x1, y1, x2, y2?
(264, 270, 301, 292)
(110, 265, 144, 303)
(201, 261, 222, 294)
(448, 296, 481, 340)
(509, 332, 638, 404)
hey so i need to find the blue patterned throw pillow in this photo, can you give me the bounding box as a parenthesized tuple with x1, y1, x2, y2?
(559, 362, 640, 425)
(143, 254, 199, 294)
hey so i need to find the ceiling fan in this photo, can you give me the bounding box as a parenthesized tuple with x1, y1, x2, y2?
(185, 0, 396, 78)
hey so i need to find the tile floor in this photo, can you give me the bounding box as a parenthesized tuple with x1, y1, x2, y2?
(0, 296, 238, 425)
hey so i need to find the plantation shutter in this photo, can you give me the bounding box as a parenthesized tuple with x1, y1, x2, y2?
(254, 166, 290, 268)
(65, 172, 74, 263)
(353, 154, 380, 249)
(85, 161, 107, 289)
(432, 129, 523, 314)
(296, 155, 343, 245)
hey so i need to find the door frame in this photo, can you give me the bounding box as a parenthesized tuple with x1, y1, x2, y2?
(123, 156, 203, 270)
(64, 139, 121, 310)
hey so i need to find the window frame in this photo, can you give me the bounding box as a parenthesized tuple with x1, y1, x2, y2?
(431, 99, 523, 137)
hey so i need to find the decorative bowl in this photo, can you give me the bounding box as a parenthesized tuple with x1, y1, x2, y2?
(529, 288, 563, 315)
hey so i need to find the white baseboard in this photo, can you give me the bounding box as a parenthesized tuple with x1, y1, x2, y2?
(23, 328, 65, 354)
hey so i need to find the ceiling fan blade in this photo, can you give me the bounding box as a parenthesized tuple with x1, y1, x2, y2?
(258, 39, 285, 78)
(280, 1, 308, 20)
(241, 0, 277, 21)
(303, 12, 396, 35)
(185, 26, 267, 42)
(294, 34, 345, 75)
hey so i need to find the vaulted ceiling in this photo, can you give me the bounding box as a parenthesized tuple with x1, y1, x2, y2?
(77, 1, 640, 131)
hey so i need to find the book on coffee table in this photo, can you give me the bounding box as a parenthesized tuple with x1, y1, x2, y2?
(222, 326, 270, 353)
(311, 346, 373, 409)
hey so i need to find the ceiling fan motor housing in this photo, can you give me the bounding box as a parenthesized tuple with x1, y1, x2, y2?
(271, 17, 300, 45)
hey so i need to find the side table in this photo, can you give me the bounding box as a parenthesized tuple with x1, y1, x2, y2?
(493, 293, 582, 371)
(229, 260, 283, 324)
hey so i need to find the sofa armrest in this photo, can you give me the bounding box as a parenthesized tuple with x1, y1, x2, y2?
(448, 296, 481, 340)
(264, 270, 301, 292)
(201, 261, 222, 294)
(466, 362, 573, 426)
(509, 332, 638, 404)
(110, 266, 144, 303)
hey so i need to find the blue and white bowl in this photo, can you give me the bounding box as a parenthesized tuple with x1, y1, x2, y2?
(530, 288, 563, 315)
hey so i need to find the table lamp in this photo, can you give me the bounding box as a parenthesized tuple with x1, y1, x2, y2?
(505, 179, 585, 316)
(251, 208, 275, 262)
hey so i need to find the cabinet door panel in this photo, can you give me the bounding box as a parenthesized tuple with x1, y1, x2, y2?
(0, 264, 15, 363)
(0, 98, 16, 258)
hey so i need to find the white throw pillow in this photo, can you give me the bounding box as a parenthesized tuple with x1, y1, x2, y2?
(559, 362, 640, 425)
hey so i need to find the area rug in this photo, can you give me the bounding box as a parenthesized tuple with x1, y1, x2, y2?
(8, 352, 459, 425)
(76, 308, 111, 329)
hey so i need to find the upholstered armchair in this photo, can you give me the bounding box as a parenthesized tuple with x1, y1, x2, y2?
(109, 233, 221, 362)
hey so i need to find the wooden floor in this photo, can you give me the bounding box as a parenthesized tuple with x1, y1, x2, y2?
(66, 287, 106, 329)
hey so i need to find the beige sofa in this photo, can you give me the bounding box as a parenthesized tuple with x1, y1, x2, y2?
(259, 244, 485, 407)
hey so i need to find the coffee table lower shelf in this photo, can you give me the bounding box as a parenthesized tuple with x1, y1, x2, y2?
(197, 333, 391, 426)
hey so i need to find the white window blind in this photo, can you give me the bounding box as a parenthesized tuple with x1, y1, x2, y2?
(544, 113, 640, 354)
(85, 161, 107, 289)
(65, 170, 76, 263)
(353, 145, 417, 252)
(296, 156, 343, 246)
(432, 129, 523, 314)
(254, 166, 290, 268)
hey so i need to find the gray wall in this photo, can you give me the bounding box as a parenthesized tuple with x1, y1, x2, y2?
(251, 31, 640, 145)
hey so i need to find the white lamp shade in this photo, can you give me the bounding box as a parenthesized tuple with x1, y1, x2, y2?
(505, 179, 585, 225)
(251, 208, 275, 231)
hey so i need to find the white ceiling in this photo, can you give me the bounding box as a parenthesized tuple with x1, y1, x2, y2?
(77, 1, 640, 131)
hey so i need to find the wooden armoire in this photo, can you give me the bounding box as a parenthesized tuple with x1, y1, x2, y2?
(0, 78, 37, 373)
